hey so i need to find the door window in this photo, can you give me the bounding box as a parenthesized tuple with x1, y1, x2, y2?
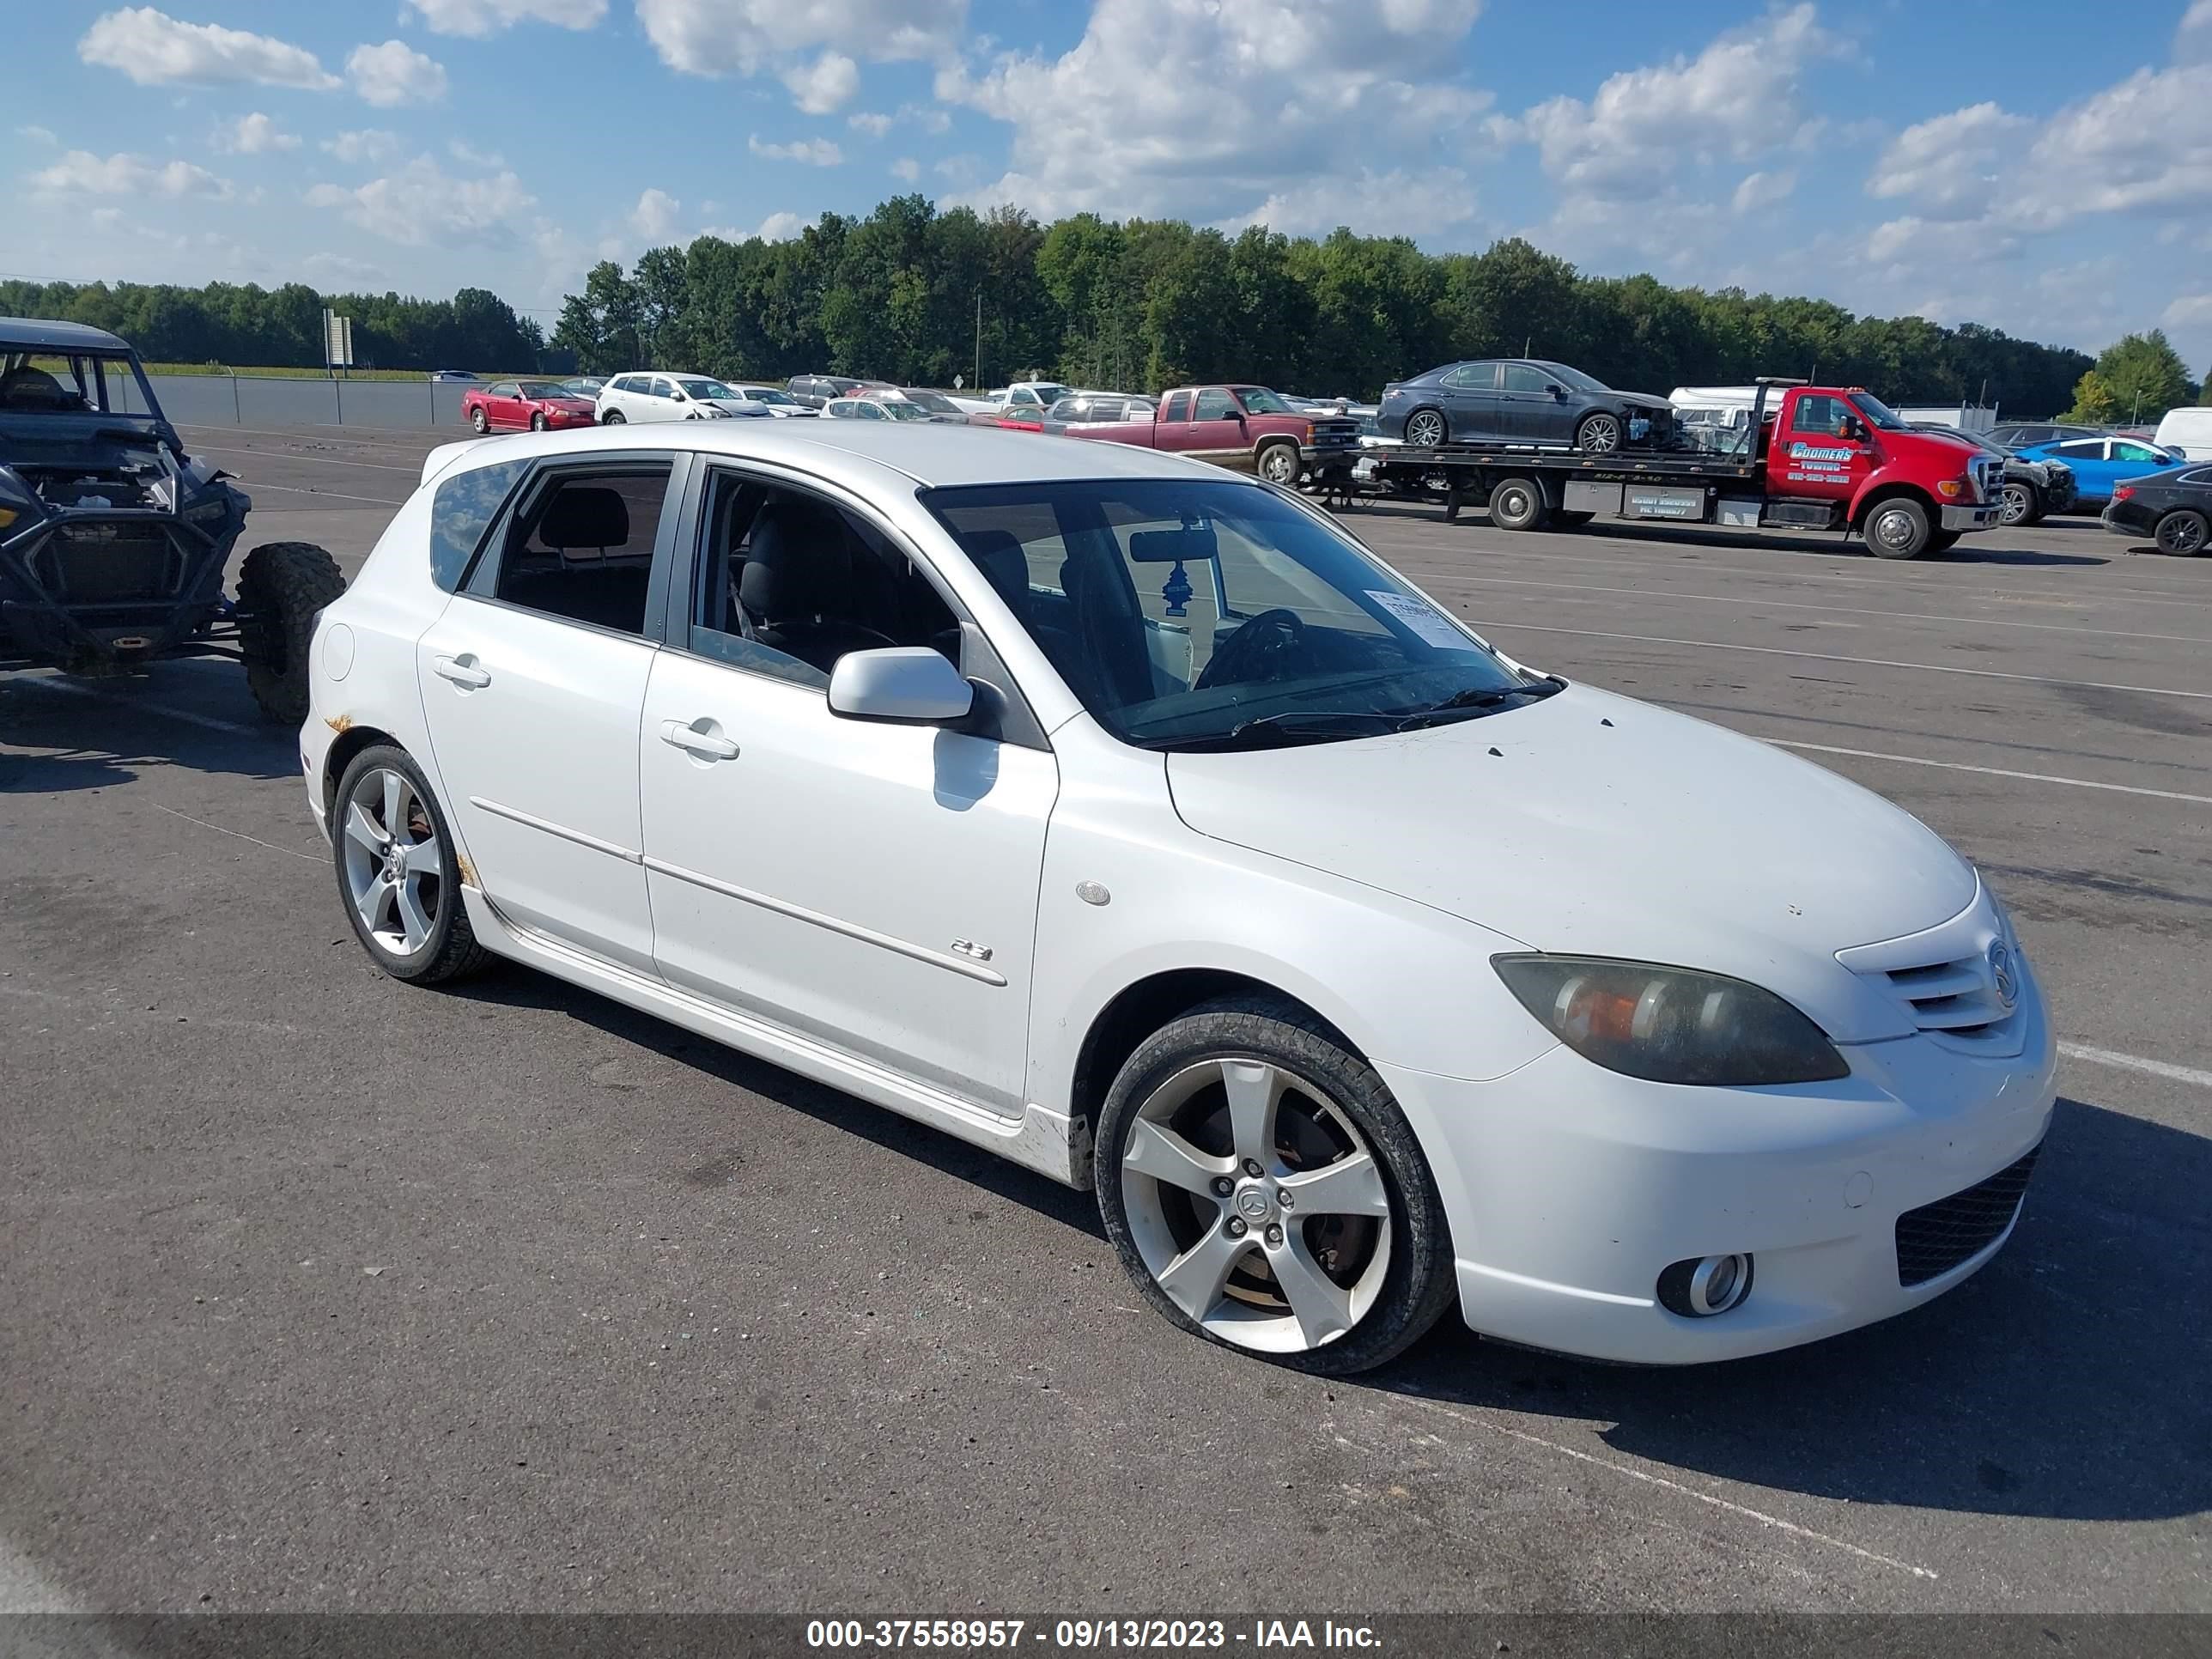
(2114, 441, 2165, 464)
(477, 464, 674, 636)
(1790, 395, 1856, 437)
(1160, 392, 1193, 422)
(1442, 363, 1498, 390)
(2052, 440, 2106, 460)
(487, 381, 518, 398)
(686, 470, 960, 690)
(1499, 364, 1551, 392)
(430, 458, 531, 592)
(1192, 389, 1237, 420)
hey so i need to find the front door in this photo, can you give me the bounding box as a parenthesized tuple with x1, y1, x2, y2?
(637, 466, 1056, 1113)
(1185, 387, 1247, 465)
(1774, 391, 1875, 507)
(1498, 362, 1564, 443)
(416, 454, 684, 974)
(2049, 439, 2115, 501)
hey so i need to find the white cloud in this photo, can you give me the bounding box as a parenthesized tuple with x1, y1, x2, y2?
(30, 148, 232, 199)
(940, 0, 1486, 225)
(1502, 4, 1837, 206)
(401, 0, 606, 36)
(782, 50, 860, 115)
(890, 156, 921, 183)
(305, 155, 533, 246)
(323, 129, 400, 165)
(212, 112, 300, 155)
(78, 8, 339, 90)
(1230, 167, 1478, 240)
(17, 125, 58, 146)
(630, 186, 681, 240)
(638, 0, 966, 75)
(449, 138, 506, 168)
(2179, 0, 2212, 63)
(2162, 292, 2212, 330)
(348, 40, 448, 107)
(1731, 168, 1796, 215)
(697, 211, 805, 244)
(1866, 103, 2028, 221)
(747, 134, 843, 166)
(848, 110, 893, 136)
(303, 251, 386, 283)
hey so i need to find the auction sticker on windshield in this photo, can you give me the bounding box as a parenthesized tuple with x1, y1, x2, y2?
(1365, 590, 1478, 650)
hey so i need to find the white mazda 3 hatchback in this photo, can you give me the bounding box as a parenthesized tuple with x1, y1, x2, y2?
(300, 423, 2056, 1372)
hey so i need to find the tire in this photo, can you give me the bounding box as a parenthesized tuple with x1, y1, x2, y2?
(602, 409, 625, 425)
(1403, 407, 1448, 449)
(1256, 441, 1300, 485)
(1575, 411, 1622, 454)
(331, 744, 489, 985)
(1553, 510, 1595, 529)
(2154, 509, 2209, 556)
(1925, 529, 1961, 554)
(1488, 476, 1547, 532)
(530, 410, 548, 432)
(1864, 495, 1932, 559)
(469, 407, 489, 434)
(1095, 995, 1457, 1374)
(236, 541, 345, 724)
(1997, 481, 2038, 527)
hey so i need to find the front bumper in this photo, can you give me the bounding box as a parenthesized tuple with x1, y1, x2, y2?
(1940, 502, 1999, 532)
(1377, 975, 2057, 1364)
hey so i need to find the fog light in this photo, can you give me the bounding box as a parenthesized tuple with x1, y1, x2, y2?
(1657, 1253, 1753, 1317)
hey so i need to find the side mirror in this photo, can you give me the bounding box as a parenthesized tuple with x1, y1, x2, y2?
(1843, 416, 1869, 442)
(672, 391, 689, 402)
(828, 647, 975, 725)
(1546, 383, 1566, 398)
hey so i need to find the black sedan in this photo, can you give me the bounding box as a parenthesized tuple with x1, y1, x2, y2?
(2101, 464, 2211, 555)
(1377, 359, 1674, 454)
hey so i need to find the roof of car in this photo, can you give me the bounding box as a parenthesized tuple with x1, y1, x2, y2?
(0, 316, 133, 352)
(440, 415, 1235, 491)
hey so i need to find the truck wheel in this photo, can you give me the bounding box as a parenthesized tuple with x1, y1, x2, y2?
(1488, 477, 1548, 532)
(237, 541, 346, 724)
(2156, 509, 2209, 556)
(1997, 481, 2038, 526)
(1257, 441, 1300, 485)
(1404, 408, 1447, 448)
(1574, 412, 1622, 454)
(1865, 497, 1932, 559)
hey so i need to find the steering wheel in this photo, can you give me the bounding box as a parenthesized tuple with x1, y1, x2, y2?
(1195, 608, 1307, 690)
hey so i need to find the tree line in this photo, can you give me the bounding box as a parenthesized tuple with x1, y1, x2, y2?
(0, 278, 543, 373)
(550, 194, 2161, 418)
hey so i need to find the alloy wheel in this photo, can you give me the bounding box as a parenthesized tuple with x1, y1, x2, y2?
(2000, 482, 2033, 526)
(341, 766, 446, 957)
(1118, 1056, 1394, 1355)
(1406, 410, 1446, 448)
(1578, 413, 1621, 453)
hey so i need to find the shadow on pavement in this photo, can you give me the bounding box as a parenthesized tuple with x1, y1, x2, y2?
(0, 670, 295, 791)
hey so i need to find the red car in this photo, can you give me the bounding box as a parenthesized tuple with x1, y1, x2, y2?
(462, 379, 598, 434)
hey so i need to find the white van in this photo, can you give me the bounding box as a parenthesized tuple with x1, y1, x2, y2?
(2152, 406, 2212, 461)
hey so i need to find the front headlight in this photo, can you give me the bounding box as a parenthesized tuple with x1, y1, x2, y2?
(183, 492, 234, 524)
(1492, 955, 1850, 1086)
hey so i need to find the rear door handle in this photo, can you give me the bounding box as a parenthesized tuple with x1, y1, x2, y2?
(660, 719, 739, 762)
(433, 654, 491, 690)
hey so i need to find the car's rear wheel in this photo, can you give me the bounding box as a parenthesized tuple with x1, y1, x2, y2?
(332, 745, 489, 985)
(602, 409, 625, 425)
(1866, 496, 1932, 559)
(1488, 476, 1547, 532)
(1403, 408, 1447, 448)
(1575, 411, 1622, 453)
(1097, 997, 1456, 1374)
(236, 541, 344, 723)
(2155, 509, 2209, 556)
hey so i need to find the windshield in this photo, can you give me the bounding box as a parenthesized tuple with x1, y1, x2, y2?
(923, 479, 1551, 750)
(1538, 362, 1609, 393)
(1849, 392, 1911, 431)
(680, 379, 739, 400)
(881, 400, 932, 421)
(744, 386, 798, 404)
(902, 390, 956, 414)
(0, 349, 136, 418)
(517, 381, 563, 399)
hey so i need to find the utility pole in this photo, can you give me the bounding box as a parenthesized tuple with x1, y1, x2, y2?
(975, 293, 982, 392)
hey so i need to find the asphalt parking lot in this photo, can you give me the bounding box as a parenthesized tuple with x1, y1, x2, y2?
(3, 419, 2208, 1617)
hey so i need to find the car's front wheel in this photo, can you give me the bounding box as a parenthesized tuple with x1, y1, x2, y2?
(470, 407, 489, 434)
(332, 745, 489, 984)
(1998, 481, 2038, 526)
(1575, 411, 1622, 453)
(1097, 997, 1456, 1373)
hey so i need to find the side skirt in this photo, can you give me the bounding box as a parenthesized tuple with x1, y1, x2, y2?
(458, 887, 1087, 1188)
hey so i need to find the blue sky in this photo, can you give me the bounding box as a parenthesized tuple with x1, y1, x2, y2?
(6, 1, 2210, 374)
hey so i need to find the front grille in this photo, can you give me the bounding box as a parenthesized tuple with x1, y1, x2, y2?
(1895, 1146, 2039, 1286)
(1837, 895, 2024, 1056)
(1875, 952, 2015, 1042)
(41, 524, 179, 602)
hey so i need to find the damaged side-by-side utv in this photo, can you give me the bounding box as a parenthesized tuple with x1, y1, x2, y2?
(0, 317, 343, 723)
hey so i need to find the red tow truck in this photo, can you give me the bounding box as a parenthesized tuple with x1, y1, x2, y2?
(1370, 378, 2003, 559)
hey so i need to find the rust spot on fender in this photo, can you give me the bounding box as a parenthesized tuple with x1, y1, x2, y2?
(325, 714, 354, 735)
(454, 853, 478, 888)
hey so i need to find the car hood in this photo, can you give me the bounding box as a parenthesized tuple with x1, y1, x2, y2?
(1609, 391, 1675, 413)
(1164, 683, 1974, 1041)
(541, 397, 596, 413)
(702, 399, 771, 417)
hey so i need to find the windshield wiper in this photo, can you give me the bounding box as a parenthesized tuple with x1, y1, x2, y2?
(1146, 710, 1407, 752)
(1395, 677, 1563, 727)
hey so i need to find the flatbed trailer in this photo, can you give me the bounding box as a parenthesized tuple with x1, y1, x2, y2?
(1360, 378, 2006, 559)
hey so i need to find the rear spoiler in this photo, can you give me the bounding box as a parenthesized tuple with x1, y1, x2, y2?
(420, 436, 494, 485)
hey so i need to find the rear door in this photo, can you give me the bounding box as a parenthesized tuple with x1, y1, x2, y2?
(415, 452, 686, 973)
(1773, 392, 1875, 507)
(1441, 362, 1502, 441)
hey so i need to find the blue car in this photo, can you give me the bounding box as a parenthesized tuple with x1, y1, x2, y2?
(2015, 435, 2184, 507)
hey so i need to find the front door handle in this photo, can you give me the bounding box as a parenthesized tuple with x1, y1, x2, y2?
(660, 719, 739, 762)
(433, 653, 491, 690)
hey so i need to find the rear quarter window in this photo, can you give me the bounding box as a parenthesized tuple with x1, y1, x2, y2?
(429, 459, 530, 592)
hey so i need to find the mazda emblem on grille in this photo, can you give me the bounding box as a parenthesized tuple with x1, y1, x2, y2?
(1987, 939, 2017, 1010)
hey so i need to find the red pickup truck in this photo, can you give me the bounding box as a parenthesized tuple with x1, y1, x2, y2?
(1052, 385, 1361, 485)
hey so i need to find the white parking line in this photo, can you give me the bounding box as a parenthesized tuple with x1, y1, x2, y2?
(1764, 739, 2212, 805)
(1396, 1393, 1938, 1581)
(232, 477, 406, 507)
(2060, 1043, 2212, 1089)
(1484, 621, 2212, 702)
(192, 442, 421, 473)
(151, 802, 323, 863)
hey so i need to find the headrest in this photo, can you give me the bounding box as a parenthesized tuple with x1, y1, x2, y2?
(738, 499, 851, 621)
(957, 529, 1029, 608)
